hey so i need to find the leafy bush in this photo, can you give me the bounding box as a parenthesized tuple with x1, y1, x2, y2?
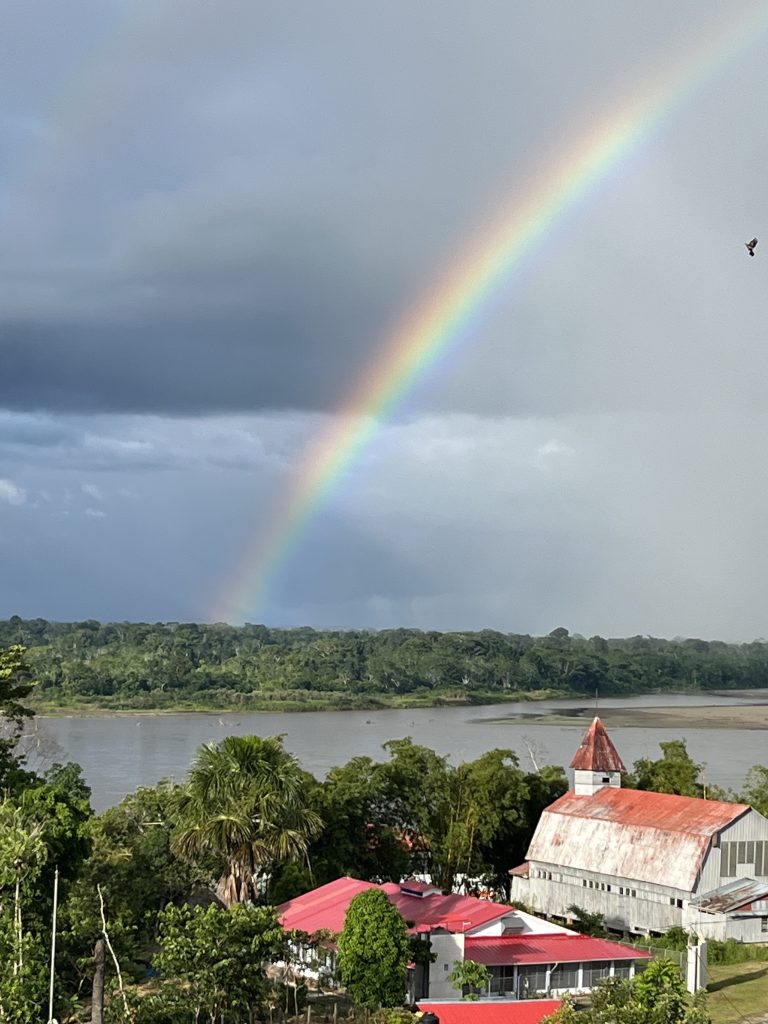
(708, 938, 768, 964)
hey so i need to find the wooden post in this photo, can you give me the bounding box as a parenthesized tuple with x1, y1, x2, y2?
(91, 937, 105, 1024)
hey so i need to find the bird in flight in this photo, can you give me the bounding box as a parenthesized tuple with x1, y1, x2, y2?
(746, 237, 758, 257)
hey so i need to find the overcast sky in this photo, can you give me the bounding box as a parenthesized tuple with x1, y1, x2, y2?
(2, 0, 768, 638)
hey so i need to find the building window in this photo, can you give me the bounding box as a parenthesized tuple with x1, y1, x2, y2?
(631, 890, 637, 898)
(582, 879, 587, 887)
(602, 777, 610, 783)
(762, 917, 768, 934)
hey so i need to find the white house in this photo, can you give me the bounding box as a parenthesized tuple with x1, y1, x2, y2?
(511, 716, 768, 942)
(277, 875, 649, 1001)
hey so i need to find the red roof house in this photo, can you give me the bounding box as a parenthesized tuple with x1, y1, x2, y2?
(277, 876, 516, 937)
(277, 876, 649, 1002)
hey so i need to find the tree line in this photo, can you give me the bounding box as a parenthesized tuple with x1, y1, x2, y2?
(4, 617, 768, 711)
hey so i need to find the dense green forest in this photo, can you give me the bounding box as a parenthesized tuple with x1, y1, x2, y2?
(3, 617, 768, 711)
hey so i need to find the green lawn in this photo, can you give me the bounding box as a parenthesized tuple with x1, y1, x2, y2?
(707, 961, 768, 1023)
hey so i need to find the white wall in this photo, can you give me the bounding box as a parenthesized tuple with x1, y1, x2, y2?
(468, 910, 572, 938)
(427, 933, 466, 1000)
(513, 873, 686, 934)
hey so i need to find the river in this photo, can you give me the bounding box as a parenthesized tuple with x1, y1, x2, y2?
(34, 692, 768, 811)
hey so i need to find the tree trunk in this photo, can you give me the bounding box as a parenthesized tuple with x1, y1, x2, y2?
(91, 937, 105, 1024)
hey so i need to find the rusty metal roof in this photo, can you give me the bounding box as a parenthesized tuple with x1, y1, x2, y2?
(527, 788, 748, 891)
(569, 717, 626, 772)
(690, 878, 768, 914)
(548, 787, 747, 833)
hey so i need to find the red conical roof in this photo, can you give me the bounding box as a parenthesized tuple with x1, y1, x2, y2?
(570, 716, 626, 772)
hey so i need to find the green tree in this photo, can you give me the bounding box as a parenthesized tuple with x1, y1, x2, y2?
(740, 764, 768, 815)
(634, 958, 694, 1024)
(630, 740, 706, 798)
(173, 735, 322, 906)
(307, 758, 409, 888)
(337, 889, 410, 1012)
(59, 780, 202, 1002)
(542, 962, 710, 1024)
(152, 903, 285, 1023)
(0, 801, 48, 1024)
(0, 645, 36, 792)
(447, 958, 491, 1000)
(566, 904, 607, 937)
(0, 645, 35, 730)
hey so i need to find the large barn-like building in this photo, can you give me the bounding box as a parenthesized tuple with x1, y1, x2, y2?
(511, 717, 768, 942)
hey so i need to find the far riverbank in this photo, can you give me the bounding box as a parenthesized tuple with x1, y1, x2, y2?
(32, 689, 768, 729)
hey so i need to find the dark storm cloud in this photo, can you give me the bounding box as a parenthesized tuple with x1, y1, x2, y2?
(5, 0, 768, 639)
(0, 0, 745, 417)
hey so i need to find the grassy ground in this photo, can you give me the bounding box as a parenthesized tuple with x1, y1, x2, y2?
(708, 961, 768, 1023)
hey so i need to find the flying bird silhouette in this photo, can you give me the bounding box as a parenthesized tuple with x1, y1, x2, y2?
(746, 237, 758, 257)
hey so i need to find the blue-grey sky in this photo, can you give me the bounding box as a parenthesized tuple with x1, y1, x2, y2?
(3, 0, 768, 638)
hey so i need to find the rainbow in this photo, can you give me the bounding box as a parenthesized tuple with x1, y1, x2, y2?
(215, 4, 768, 624)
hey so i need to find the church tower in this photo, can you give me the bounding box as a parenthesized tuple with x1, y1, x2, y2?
(570, 716, 625, 796)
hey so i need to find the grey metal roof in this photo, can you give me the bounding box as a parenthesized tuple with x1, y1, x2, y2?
(689, 878, 768, 914)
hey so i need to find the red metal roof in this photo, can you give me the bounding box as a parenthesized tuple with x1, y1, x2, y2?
(277, 876, 512, 936)
(417, 1001, 561, 1024)
(465, 934, 651, 966)
(548, 786, 748, 834)
(278, 877, 378, 934)
(569, 717, 626, 772)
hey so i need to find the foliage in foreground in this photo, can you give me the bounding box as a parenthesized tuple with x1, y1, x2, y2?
(447, 958, 491, 1000)
(338, 889, 410, 1011)
(151, 903, 285, 1023)
(543, 960, 711, 1024)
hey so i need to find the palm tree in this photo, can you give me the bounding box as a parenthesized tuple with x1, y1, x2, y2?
(173, 735, 322, 907)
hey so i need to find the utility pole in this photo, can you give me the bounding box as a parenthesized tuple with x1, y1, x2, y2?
(48, 866, 59, 1024)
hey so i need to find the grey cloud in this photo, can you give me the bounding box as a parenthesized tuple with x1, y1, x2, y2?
(2, 0, 758, 418)
(3, 1, 768, 638)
